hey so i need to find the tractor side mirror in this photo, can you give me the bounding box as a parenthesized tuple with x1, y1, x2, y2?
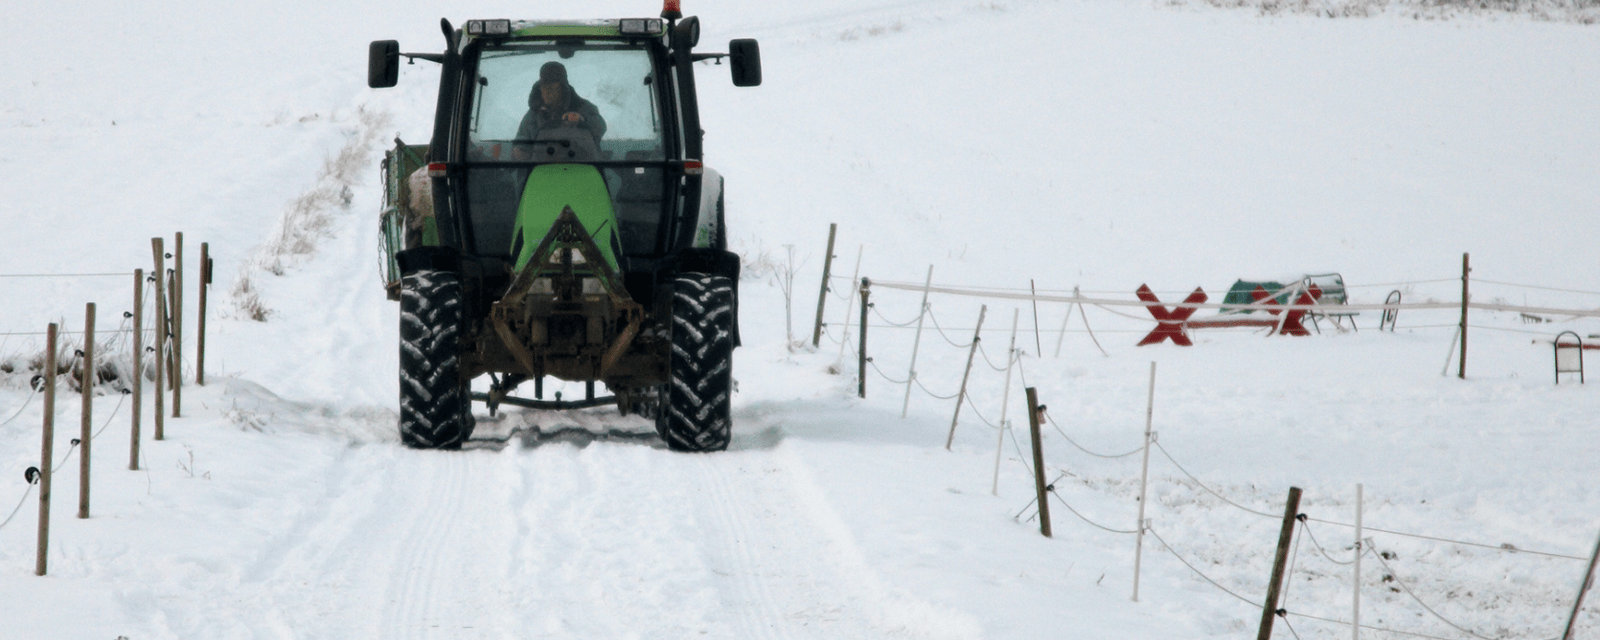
(729, 39, 761, 87)
(369, 40, 400, 88)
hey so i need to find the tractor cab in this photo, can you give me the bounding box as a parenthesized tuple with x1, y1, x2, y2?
(371, 13, 760, 305)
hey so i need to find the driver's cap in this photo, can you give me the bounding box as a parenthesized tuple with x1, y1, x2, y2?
(540, 61, 568, 85)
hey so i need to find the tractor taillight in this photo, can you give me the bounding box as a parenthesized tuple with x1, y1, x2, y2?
(683, 160, 703, 176)
(427, 163, 448, 178)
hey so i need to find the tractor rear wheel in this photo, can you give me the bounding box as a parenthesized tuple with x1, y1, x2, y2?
(398, 269, 474, 449)
(658, 273, 734, 452)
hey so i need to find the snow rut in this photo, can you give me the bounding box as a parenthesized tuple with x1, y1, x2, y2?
(228, 447, 517, 637)
(379, 451, 516, 638)
(212, 433, 972, 638)
(691, 447, 981, 640)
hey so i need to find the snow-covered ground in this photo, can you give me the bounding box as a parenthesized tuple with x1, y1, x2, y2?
(2, 0, 1598, 638)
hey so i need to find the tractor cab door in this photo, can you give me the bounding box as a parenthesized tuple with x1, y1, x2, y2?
(458, 41, 677, 264)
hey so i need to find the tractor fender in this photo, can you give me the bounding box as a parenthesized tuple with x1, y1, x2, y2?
(690, 168, 724, 250)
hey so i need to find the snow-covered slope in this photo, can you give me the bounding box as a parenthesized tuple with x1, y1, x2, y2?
(2, 1, 1598, 638)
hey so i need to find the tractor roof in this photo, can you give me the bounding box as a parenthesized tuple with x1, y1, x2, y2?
(460, 18, 668, 43)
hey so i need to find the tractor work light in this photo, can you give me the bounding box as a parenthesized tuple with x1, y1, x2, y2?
(619, 18, 664, 35)
(466, 19, 512, 36)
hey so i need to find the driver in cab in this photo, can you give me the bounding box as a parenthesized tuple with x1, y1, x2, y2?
(517, 61, 606, 149)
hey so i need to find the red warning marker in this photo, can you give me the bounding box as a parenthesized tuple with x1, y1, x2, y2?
(1136, 285, 1206, 346)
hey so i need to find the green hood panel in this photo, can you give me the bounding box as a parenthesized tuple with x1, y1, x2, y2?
(512, 164, 620, 272)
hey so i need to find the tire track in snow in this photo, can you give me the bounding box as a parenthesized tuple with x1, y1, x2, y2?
(691, 447, 982, 639)
(508, 442, 729, 637)
(696, 456, 799, 640)
(219, 446, 521, 637)
(380, 450, 515, 638)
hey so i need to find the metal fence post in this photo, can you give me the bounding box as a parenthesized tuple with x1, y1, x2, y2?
(1133, 361, 1156, 602)
(900, 265, 933, 419)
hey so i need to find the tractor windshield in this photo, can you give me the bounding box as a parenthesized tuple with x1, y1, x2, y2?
(463, 42, 671, 260)
(468, 43, 664, 160)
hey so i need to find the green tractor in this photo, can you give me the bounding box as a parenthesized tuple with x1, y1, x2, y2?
(368, 4, 761, 451)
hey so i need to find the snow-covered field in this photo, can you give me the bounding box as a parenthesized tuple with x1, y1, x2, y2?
(2, 0, 1598, 638)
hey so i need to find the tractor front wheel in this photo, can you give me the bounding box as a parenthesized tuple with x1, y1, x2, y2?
(658, 273, 734, 452)
(398, 269, 474, 449)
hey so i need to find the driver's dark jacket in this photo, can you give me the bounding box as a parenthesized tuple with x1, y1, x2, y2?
(516, 82, 607, 145)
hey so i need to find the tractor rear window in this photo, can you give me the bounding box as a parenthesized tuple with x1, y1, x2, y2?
(467, 43, 664, 161)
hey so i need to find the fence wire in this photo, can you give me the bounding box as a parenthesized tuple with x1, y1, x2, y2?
(925, 307, 976, 349)
(871, 303, 925, 328)
(1368, 548, 1500, 640)
(1051, 420, 1144, 459)
(1304, 516, 1585, 561)
(1048, 487, 1139, 534)
(0, 272, 128, 279)
(0, 482, 35, 531)
(0, 387, 39, 427)
(1285, 611, 1503, 640)
(975, 341, 1015, 372)
(867, 359, 910, 385)
(1152, 440, 1280, 519)
(913, 377, 961, 400)
(1147, 525, 1262, 607)
(1474, 279, 1600, 296)
(1299, 519, 1358, 566)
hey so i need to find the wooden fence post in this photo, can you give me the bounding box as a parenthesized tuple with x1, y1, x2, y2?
(811, 223, 836, 348)
(946, 305, 987, 450)
(858, 279, 870, 399)
(151, 238, 165, 440)
(197, 242, 209, 386)
(130, 270, 142, 470)
(1025, 387, 1051, 538)
(78, 303, 94, 520)
(36, 323, 57, 576)
(1258, 486, 1304, 640)
(1562, 529, 1600, 640)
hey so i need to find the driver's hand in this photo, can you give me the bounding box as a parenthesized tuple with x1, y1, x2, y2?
(563, 112, 583, 124)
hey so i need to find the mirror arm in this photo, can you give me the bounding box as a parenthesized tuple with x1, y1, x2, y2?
(689, 53, 728, 63)
(402, 53, 446, 64)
